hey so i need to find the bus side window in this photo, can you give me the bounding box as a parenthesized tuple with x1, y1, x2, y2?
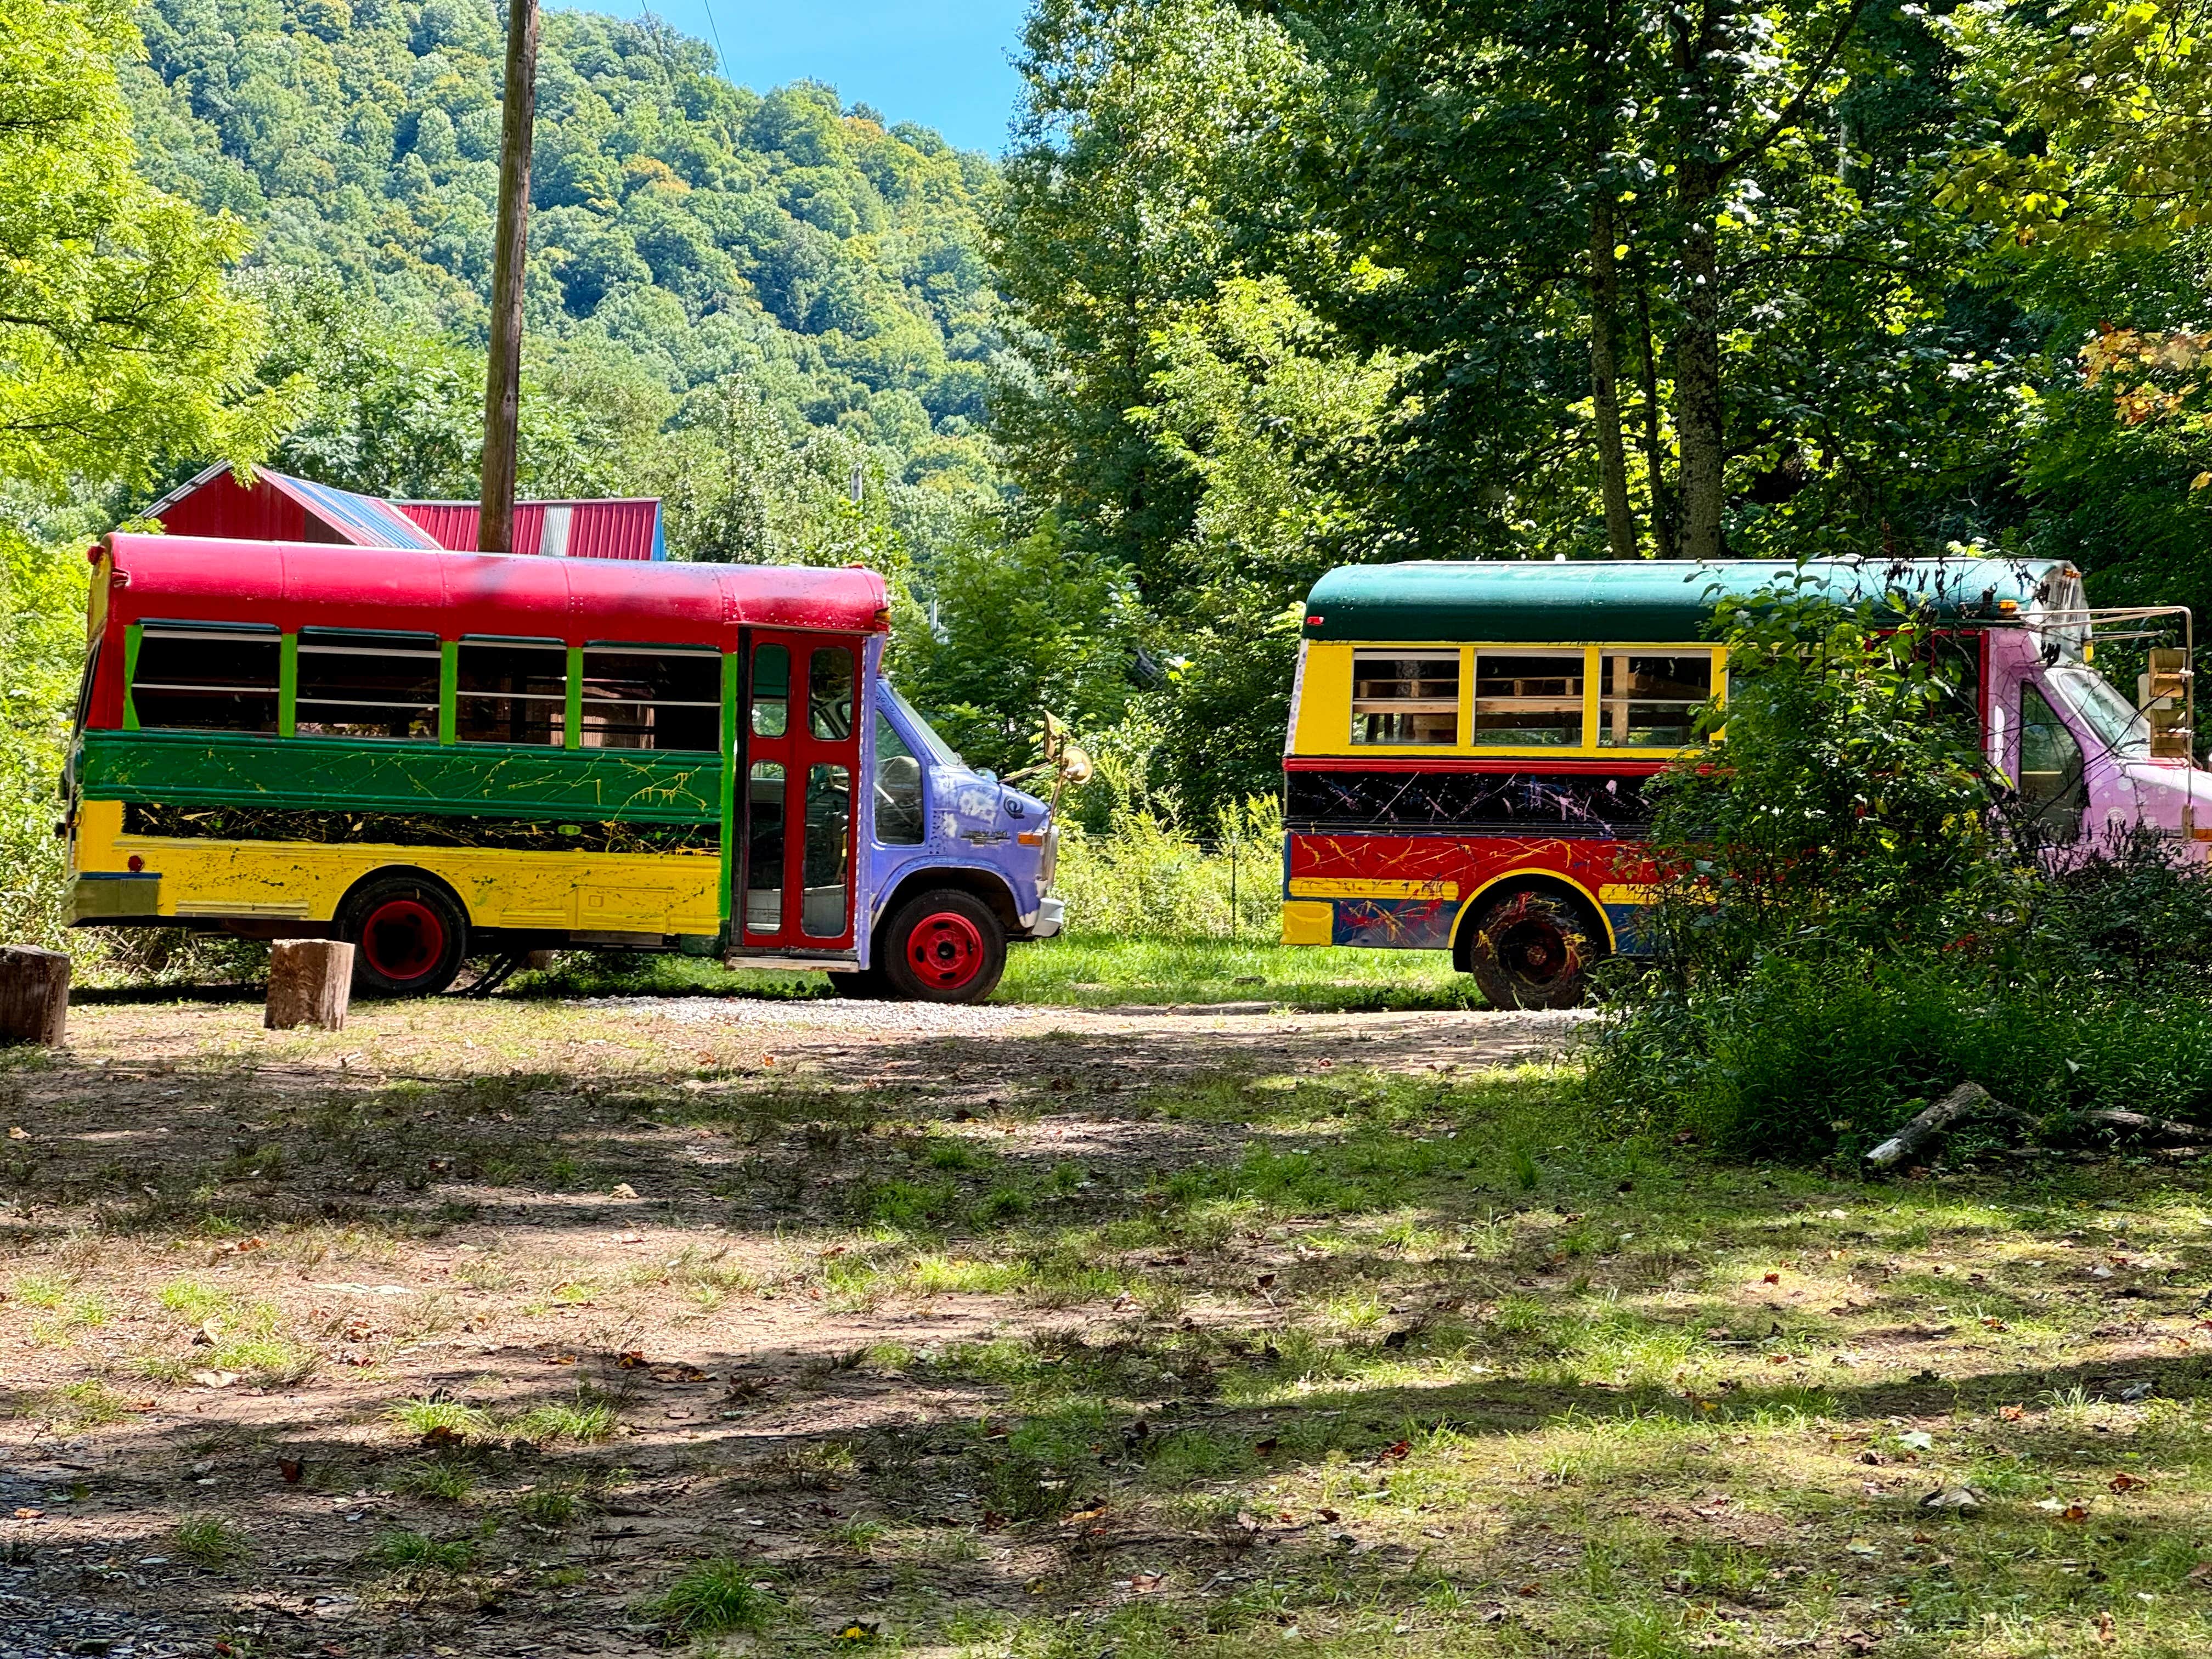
(296, 628, 440, 740)
(131, 624, 280, 732)
(752, 644, 789, 737)
(1473, 651, 1584, 747)
(579, 646, 720, 751)
(744, 761, 786, 933)
(2018, 684, 2085, 843)
(456, 639, 567, 746)
(874, 712, 925, 844)
(1351, 651, 1459, 744)
(1599, 653, 1710, 748)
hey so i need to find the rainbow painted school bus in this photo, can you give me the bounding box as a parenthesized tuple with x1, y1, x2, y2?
(63, 534, 1062, 1001)
(1282, 557, 2210, 1007)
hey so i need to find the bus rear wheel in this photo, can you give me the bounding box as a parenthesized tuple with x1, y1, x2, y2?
(341, 876, 469, 997)
(879, 889, 1006, 1005)
(1461, 889, 1599, 1011)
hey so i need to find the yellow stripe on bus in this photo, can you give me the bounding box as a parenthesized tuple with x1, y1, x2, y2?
(1286, 877, 1460, 901)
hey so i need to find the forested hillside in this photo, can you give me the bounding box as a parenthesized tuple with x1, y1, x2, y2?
(116, 0, 1005, 555)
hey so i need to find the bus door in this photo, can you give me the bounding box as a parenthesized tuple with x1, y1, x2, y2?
(738, 632, 862, 955)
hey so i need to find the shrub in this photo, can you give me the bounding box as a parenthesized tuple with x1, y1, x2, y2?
(1638, 576, 2005, 981)
(1592, 579, 2212, 1156)
(1589, 955, 2212, 1156)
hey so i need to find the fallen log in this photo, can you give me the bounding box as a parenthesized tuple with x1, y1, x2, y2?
(1864, 1082, 2023, 1171)
(2079, 1108, 2210, 1145)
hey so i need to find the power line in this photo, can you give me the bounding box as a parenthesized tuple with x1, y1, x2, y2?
(696, 0, 730, 77)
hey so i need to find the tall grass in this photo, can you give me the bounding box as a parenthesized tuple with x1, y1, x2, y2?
(1053, 789, 1280, 940)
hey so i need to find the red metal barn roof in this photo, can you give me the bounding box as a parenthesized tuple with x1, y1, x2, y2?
(144, 464, 448, 551)
(143, 466, 664, 561)
(100, 534, 888, 647)
(397, 499, 665, 560)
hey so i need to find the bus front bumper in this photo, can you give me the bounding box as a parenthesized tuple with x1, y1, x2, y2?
(1023, 897, 1065, 940)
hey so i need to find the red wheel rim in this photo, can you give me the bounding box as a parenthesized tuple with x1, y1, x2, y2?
(907, 911, 985, 989)
(362, 898, 444, 983)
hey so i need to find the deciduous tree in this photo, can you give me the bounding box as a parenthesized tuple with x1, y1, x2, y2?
(0, 0, 272, 491)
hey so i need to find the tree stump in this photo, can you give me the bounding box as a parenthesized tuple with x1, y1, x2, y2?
(0, 946, 70, 1047)
(266, 940, 354, 1032)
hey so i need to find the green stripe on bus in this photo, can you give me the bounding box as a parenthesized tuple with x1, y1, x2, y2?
(719, 650, 738, 926)
(565, 646, 583, 752)
(79, 730, 721, 823)
(278, 635, 298, 739)
(438, 641, 457, 746)
(122, 624, 142, 732)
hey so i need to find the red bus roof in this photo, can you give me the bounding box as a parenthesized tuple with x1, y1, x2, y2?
(101, 534, 890, 647)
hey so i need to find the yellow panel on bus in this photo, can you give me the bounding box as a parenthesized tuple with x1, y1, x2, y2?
(72, 800, 717, 934)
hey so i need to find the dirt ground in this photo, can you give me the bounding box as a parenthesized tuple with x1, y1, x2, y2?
(2, 991, 2207, 1659)
(0, 997, 1582, 1657)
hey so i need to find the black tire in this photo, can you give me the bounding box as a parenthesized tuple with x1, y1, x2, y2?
(1460, 888, 1601, 1011)
(828, 968, 889, 1000)
(340, 873, 470, 997)
(877, 889, 1007, 1005)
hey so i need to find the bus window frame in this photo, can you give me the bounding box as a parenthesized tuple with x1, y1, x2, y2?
(453, 634, 572, 750)
(1292, 641, 1729, 760)
(292, 625, 444, 743)
(126, 619, 284, 736)
(576, 640, 724, 754)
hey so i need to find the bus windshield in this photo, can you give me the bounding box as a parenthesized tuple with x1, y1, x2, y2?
(2044, 663, 2151, 759)
(879, 680, 963, 768)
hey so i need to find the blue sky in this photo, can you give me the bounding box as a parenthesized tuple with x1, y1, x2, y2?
(557, 1, 1032, 154)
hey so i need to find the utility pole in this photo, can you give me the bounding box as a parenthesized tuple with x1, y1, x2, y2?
(478, 0, 539, 554)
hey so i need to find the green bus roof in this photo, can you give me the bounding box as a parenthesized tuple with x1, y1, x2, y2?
(1301, 558, 2076, 644)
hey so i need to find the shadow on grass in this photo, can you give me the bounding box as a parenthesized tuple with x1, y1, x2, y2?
(8, 1003, 2209, 1652)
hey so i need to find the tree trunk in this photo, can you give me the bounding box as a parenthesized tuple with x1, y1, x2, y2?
(1583, 8, 1638, 561)
(266, 940, 354, 1032)
(0, 946, 70, 1047)
(1589, 197, 1638, 559)
(478, 0, 539, 555)
(1665, 0, 1736, 565)
(1672, 167, 1726, 563)
(2080, 1109, 2209, 1144)
(1634, 263, 1678, 560)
